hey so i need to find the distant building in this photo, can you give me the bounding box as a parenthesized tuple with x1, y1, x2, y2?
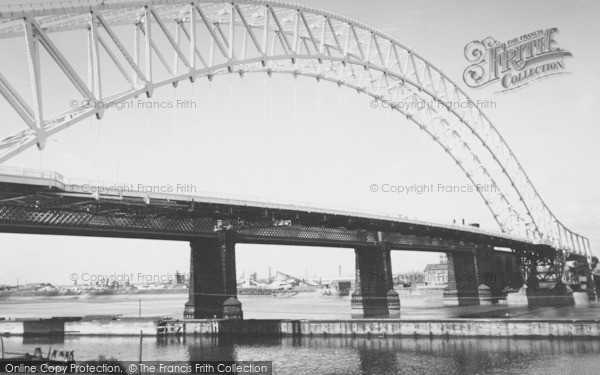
(18, 283, 57, 292)
(395, 272, 424, 285)
(423, 263, 448, 286)
(37, 284, 58, 292)
(175, 271, 188, 285)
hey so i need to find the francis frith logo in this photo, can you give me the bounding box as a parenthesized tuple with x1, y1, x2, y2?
(463, 28, 572, 92)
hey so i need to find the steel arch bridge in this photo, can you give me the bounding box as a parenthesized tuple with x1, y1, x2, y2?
(0, 0, 590, 257)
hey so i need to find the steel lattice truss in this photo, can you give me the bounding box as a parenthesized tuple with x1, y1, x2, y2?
(0, 175, 545, 252)
(0, 202, 380, 246)
(0, 0, 590, 256)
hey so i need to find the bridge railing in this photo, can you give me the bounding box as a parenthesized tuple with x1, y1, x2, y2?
(0, 165, 64, 182)
(66, 179, 544, 242)
(0, 165, 549, 245)
(0, 165, 593, 255)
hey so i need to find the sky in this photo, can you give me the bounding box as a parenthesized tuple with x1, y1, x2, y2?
(0, 0, 598, 285)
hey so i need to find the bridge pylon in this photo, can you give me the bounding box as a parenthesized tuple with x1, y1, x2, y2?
(351, 235, 400, 317)
(184, 230, 243, 320)
(443, 251, 480, 306)
(443, 247, 523, 306)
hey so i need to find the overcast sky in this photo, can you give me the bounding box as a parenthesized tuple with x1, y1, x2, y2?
(0, 0, 598, 285)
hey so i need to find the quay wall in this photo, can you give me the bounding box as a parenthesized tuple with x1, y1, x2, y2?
(1, 319, 600, 338)
(0, 318, 157, 336)
(65, 320, 157, 336)
(191, 319, 600, 338)
(0, 321, 23, 335)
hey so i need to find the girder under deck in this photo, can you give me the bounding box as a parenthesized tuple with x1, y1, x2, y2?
(0, 169, 551, 254)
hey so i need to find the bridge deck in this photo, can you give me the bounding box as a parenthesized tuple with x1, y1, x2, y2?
(0, 168, 550, 253)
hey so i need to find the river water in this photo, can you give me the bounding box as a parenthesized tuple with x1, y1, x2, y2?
(2, 292, 600, 374)
(2, 335, 600, 374)
(1, 291, 428, 320)
(3, 290, 600, 320)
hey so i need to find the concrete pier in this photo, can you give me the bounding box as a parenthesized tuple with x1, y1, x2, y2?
(351, 241, 400, 317)
(184, 230, 243, 320)
(443, 249, 522, 306)
(526, 284, 574, 307)
(443, 252, 479, 306)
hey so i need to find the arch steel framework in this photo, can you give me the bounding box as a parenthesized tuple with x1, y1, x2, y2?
(0, 0, 590, 256)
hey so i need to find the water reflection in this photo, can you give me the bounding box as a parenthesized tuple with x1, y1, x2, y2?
(4, 335, 600, 374)
(21, 335, 64, 345)
(165, 335, 600, 375)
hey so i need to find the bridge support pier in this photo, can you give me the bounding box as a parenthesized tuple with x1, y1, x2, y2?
(567, 254, 595, 300)
(351, 241, 399, 317)
(508, 251, 575, 307)
(184, 230, 243, 320)
(443, 251, 479, 306)
(473, 247, 521, 303)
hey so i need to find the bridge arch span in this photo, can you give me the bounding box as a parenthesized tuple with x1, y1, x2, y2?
(0, 0, 589, 255)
